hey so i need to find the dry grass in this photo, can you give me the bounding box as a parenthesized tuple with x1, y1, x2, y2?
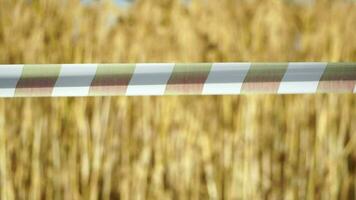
(0, 0, 356, 199)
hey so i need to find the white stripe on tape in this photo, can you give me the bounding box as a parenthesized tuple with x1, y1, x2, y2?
(0, 65, 23, 97)
(202, 63, 251, 95)
(126, 63, 174, 96)
(52, 64, 97, 97)
(354, 83, 356, 93)
(278, 62, 327, 94)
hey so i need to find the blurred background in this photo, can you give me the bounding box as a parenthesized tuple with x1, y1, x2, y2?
(0, 0, 356, 199)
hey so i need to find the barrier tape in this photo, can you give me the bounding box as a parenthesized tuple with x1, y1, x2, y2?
(0, 62, 355, 97)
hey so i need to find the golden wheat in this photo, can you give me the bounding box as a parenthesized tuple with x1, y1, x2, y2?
(0, 0, 355, 199)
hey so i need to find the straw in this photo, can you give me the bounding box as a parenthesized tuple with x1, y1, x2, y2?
(0, 62, 355, 97)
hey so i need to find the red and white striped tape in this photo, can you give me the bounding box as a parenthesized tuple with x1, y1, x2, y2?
(0, 62, 355, 97)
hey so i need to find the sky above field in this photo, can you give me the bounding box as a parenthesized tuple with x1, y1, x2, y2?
(81, 0, 133, 6)
(114, 0, 132, 6)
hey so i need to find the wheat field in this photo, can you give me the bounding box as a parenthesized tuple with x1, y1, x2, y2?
(0, 0, 355, 199)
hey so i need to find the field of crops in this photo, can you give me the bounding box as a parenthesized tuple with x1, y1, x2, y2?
(0, 0, 355, 199)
